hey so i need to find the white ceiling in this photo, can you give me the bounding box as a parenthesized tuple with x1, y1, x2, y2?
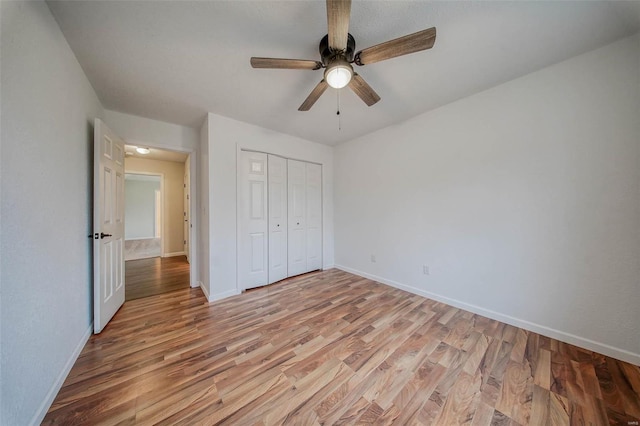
(124, 144, 188, 163)
(47, 1, 640, 146)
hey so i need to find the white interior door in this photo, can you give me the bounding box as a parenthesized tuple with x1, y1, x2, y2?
(268, 155, 288, 284)
(93, 118, 125, 333)
(305, 162, 322, 271)
(183, 156, 190, 262)
(239, 151, 268, 290)
(288, 159, 307, 277)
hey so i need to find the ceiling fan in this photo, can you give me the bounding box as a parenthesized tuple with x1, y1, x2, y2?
(250, 0, 436, 111)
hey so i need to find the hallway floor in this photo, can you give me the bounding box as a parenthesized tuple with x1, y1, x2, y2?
(125, 255, 190, 301)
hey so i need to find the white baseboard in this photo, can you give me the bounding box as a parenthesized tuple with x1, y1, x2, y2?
(198, 282, 241, 303)
(31, 323, 93, 425)
(335, 264, 640, 366)
(125, 254, 160, 261)
(322, 263, 335, 270)
(208, 288, 241, 303)
(163, 251, 185, 258)
(199, 281, 210, 300)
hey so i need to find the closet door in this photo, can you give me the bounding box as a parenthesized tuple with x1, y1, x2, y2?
(305, 162, 322, 271)
(287, 159, 307, 276)
(239, 151, 268, 290)
(268, 155, 287, 284)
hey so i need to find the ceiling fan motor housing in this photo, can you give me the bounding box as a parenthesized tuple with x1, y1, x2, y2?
(319, 33, 356, 65)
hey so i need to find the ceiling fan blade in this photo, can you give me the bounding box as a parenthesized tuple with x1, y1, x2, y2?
(250, 57, 323, 70)
(327, 0, 351, 51)
(354, 27, 436, 66)
(299, 80, 329, 111)
(348, 73, 380, 107)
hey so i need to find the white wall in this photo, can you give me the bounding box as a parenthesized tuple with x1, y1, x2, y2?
(104, 109, 199, 153)
(334, 34, 640, 365)
(204, 113, 334, 301)
(0, 2, 105, 424)
(125, 177, 161, 239)
(198, 116, 211, 299)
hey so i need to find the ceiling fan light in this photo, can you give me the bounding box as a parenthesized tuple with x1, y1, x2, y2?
(136, 147, 151, 154)
(325, 58, 353, 89)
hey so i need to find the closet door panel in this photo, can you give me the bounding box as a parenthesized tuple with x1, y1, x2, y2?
(305, 162, 322, 271)
(287, 159, 307, 277)
(268, 155, 288, 284)
(239, 151, 268, 290)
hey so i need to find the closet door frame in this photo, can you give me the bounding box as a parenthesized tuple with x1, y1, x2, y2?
(236, 147, 323, 293)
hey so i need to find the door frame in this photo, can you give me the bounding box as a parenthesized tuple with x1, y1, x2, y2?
(125, 144, 198, 289)
(183, 156, 191, 262)
(123, 171, 164, 258)
(236, 146, 323, 294)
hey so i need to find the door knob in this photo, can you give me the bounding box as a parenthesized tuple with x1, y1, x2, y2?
(277, 224, 280, 227)
(100, 232, 112, 239)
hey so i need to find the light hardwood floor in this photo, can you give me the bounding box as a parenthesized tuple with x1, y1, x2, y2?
(44, 269, 640, 425)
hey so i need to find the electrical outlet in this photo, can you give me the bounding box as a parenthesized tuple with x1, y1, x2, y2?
(423, 265, 430, 275)
(371, 255, 376, 263)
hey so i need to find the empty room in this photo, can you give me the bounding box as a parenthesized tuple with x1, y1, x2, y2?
(1, 1, 639, 425)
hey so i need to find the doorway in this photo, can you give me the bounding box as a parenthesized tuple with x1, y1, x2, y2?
(123, 145, 192, 301)
(124, 173, 162, 260)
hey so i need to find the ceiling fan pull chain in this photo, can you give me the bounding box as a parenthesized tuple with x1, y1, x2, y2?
(337, 89, 341, 131)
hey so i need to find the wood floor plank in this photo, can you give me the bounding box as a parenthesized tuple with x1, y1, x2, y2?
(44, 269, 640, 425)
(469, 401, 495, 426)
(125, 256, 190, 301)
(353, 400, 384, 424)
(533, 348, 551, 390)
(548, 389, 570, 424)
(569, 393, 608, 426)
(395, 361, 450, 424)
(608, 357, 640, 418)
(431, 370, 482, 425)
(316, 364, 388, 424)
(529, 385, 551, 426)
(495, 360, 534, 424)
